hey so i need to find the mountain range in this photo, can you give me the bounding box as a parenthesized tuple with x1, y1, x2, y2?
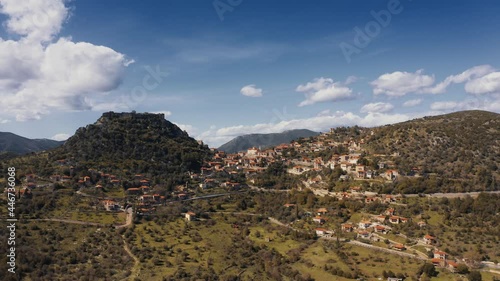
(0, 132, 63, 157)
(218, 129, 319, 153)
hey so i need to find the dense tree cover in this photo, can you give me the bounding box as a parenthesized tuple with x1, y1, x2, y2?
(468, 270, 482, 281)
(366, 110, 499, 188)
(419, 263, 438, 277)
(387, 175, 498, 194)
(252, 162, 300, 190)
(439, 193, 500, 228)
(0, 222, 132, 281)
(159, 235, 316, 281)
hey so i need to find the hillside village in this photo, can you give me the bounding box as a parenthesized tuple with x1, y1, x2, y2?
(11, 124, 500, 280)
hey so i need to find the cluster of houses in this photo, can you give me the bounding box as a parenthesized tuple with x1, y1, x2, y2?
(199, 127, 424, 194)
(17, 173, 38, 198)
(420, 235, 462, 272)
(432, 250, 461, 272)
(339, 210, 464, 273)
(338, 208, 413, 249)
(288, 153, 398, 181)
(200, 149, 276, 179)
(19, 160, 169, 215)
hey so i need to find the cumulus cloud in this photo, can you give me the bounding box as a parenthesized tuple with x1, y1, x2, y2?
(296, 77, 354, 107)
(0, 0, 133, 121)
(360, 102, 394, 113)
(195, 111, 412, 147)
(371, 65, 499, 97)
(464, 71, 500, 95)
(51, 133, 70, 141)
(240, 84, 263, 97)
(371, 69, 435, 97)
(0, 0, 69, 43)
(403, 99, 422, 107)
(426, 65, 496, 94)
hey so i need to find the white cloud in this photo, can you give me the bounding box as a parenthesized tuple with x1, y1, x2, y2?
(240, 84, 263, 97)
(464, 71, 500, 95)
(0, 0, 69, 43)
(403, 99, 422, 107)
(51, 133, 69, 141)
(426, 65, 495, 94)
(317, 109, 332, 117)
(195, 111, 412, 147)
(0, 0, 133, 121)
(430, 98, 500, 112)
(430, 101, 459, 111)
(344, 75, 358, 85)
(296, 77, 354, 107)
(360, 102, 394, 113)
(163, 37, 285, 64)
(371, 65, 499, 97)
(371, 69, 435, 97)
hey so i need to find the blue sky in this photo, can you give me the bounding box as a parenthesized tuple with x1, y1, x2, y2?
(0, 0, 499, 146)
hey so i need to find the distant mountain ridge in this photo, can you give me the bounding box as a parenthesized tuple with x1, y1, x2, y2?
(0, 132, 63, 156)
(218, 129, 319, 153)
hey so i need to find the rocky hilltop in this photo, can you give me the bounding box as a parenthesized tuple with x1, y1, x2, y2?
(51, 111, 210, 176)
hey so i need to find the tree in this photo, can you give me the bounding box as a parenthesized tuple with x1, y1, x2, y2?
(420, 263, 438, 277)
(456, 264, 469, 274)
(468, 270, 482, 281)
(236, 199, 247, 211)
(396, 272, 405, 279)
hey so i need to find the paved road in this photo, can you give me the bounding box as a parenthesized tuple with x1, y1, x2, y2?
(405, 191, 500, 198)
(30, 218, 105, 227)
(249, 185, 290, 192)
(305, 188, 500, 199)
(28, 208, 132, 229)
